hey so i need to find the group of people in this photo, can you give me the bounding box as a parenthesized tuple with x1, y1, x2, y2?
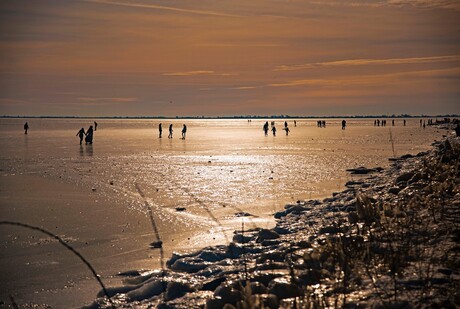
(76, 122, 97, 145)
(23, 117, 455, 146)
(159, 123, 187, 139)
(263, 121, 292, 136)
(317, 120, 326, 128)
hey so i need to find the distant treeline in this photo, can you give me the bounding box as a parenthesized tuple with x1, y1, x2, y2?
(1, 114, 459, 119)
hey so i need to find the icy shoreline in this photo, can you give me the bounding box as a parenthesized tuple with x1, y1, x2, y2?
(86, 133, 459, 309)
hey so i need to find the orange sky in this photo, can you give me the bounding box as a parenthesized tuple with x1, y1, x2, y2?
(1, 0, 459, 116)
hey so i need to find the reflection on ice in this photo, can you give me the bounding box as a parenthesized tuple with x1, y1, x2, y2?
(0, 118, 444, 238)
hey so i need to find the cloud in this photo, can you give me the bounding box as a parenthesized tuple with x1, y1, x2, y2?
(268, 67, 460, 87)
(163, 70, 236, 76)
(385, 0, 460, 10)
(231, 86, 263, 90)
(84, 0, 244, 18)
(78, 97, 137, 103)
(274, 55, 460, 71)
(306, 0, 460, 10)
(0, 98, 30, 106)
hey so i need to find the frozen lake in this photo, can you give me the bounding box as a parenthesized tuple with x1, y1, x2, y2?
(0, 117, 445, 307)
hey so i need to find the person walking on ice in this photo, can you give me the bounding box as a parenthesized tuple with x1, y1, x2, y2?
(284, 126, 290, 136)
(76, 128, 86, 144)
(168, 124, 173, 138)
(181, 124, 187, 139)
(24, 122, 29, 134)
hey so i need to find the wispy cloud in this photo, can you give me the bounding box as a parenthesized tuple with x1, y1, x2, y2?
(0, 98, 30, 106)
(231, 86, 264, 90)
(385, 0, 460, 10)
(78, 97, 137, 103)
(274, 55, 460, 71)
(85, 0, 243, 18)
(163, 70, 236, 76)
(307, 0, 460, 10)
(269, 67, 460, 87)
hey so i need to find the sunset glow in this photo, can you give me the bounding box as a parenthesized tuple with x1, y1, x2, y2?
(1, 0, 459, 116)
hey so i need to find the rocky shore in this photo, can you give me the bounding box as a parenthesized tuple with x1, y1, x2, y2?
(87, 133, 459, 309)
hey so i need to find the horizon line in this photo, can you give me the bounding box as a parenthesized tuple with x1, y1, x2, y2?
(1, 114, 459, 119)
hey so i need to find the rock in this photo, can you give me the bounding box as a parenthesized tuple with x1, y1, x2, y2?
(201, 276, 226, 291)
(346, 167, 377, 174)
(251, 272, 285, 286)
(319, 225, 342, 234)
(175, 207, 186, 212)
(206, 298, 225, 309)
(250, 282, 267, 295)
(126, 279, 166, 301)
(268, 278, 302, 300)
(253, 294, 279, 309)
(274, 211, 287, 219)
(273, 226, 291, 235)
(234, 212, 251, 217)
(396, 172, 414, 183)
(196, 265, 224, 278)
(257, 229, 280, 242)
(214, 283, 243, 306)
(345, 180, 364, 187)
(348, 212, 359, 224)
(226, 242, 246, 258)
(388, 187, 401, 194)
(400, 154, 414, 160)
(165, 281, 193, 301)
(198, 250, 225, 262)
(232, 233, 252, 244)
(150, 240, 163, 248)
(408, 173, 422, 184)
(117, 270, 142, 277)
(260, 239, 282, 246)
(97, 284, 139, 298)
(170, 258, 210, 273)
(295, 240, 311, 249)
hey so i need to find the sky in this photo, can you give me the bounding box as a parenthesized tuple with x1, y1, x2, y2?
(0, 0, 459, 117)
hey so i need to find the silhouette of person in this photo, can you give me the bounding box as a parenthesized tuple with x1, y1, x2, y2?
(76, 128, 86, 145)
(284, 121, 288, 129)
(455, 123, 460, 137)
(94, 121, 98, 131)
(24, 122, 29, 134)
(423, 120, 426, 129)
(263, 122, 269, 136)
(342, 120, 346, 130)
(159, 123, 163, 138)
(294, 120, 297, 127)
(392, 119, 395, 126)
(284, 126, 290, 135)
(85, 125, 94, 144)
(272, 126, 277, 136)
(404, 119, 406, 126)
(181, 124, 187, 139)
(322, 120, 326, 128)
(168, 124, 173, 138)
(420, 119, 422, 127)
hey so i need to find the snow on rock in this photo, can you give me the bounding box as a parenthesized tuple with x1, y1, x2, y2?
(87, 135, 460, 309)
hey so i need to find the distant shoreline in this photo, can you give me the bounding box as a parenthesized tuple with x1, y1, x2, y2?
(1, 114, 459, 120)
